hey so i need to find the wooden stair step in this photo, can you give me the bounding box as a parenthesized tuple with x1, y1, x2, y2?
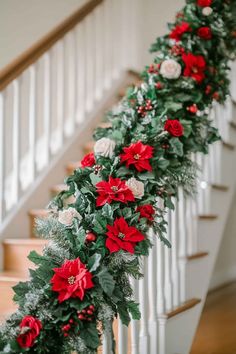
(50, 183, 68, 197)
(211, 183, 229, 191)
(66, 161, 81, 175)
(83, 141, 94, 155)
(98, 121, 112, 129)
(28, 209, 50, 238)
(198, 214, 218, 220)
(3, 238, 47, 275)
(187, 251, 209, 261)
(222, 140, 235, 150)
(165, 298, 201, 319)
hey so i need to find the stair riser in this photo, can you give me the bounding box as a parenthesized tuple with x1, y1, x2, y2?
(3, 244, 45, 275)
(0, 285, 18, 313)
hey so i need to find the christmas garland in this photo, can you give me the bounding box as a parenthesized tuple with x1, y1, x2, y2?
(0, 0, 235, 353)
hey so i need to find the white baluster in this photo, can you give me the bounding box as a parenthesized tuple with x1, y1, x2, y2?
(171, 198, 180, 307)
(95, 3, 104, 101)
(66, 31, 76, 136)
(164, 210, 172, 311)
(103, 0, 112, 89)
(139, 257, 149, 353)
(43, 53, 51, 164)
(147, 228, 158, 354)
(12, 79, 20, 202)
(76, 23, 86, 123)
(157, 235, 165, 315)
(56, 40, 65, 148)
(158, 317, 167, 354)
(178, 187, 187, 303)
(118, 318, 128, 353)
(29, 66, 36, 181)
(0, 92, 4, 223)
(130, 277, 139, 354)
(85, 13, 95, 113)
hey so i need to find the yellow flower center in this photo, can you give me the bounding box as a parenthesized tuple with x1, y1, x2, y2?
(134, 154, 141, 160)
(68, 276, 76, 285)
(118, 232, 125, 239)
(111, 186, 119, 192)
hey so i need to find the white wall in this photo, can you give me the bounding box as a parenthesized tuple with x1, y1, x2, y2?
(0, 0, 87, 70)
(211, 192, 236, 288)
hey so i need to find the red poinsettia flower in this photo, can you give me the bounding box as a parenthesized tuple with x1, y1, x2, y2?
(197, 0, 212, 6)
(81, 152, 96, 168)
(197, 27, 212, 40)
(106, 217, 145, 253)
(169, 22, 191, 41)
(120, 141, 154, 172)
(17, 316, 42, 348)
(182, 53, 206, 83)
(164, 119, 184, 137)
(95, 176, 135, 207)
(136, 204, 155, 221)
(51, 258, 94, 303)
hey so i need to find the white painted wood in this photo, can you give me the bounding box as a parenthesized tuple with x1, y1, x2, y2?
(28, 65, 37, 182)
(56, 40, 65, 147)
(0, 92, 4, 223)
(147, 228, 158, 354)
(75, 22, 86, 124)
(170, 198, 180, 307)
(12, 79, 20, 202)
(118, 318, 128, 354)
(94, 3, 104, 101)
(139, 257, 149, 353)
(158, 317, 167, 354)
(164, 210, 172, 312)
(130, 278, 139, 354)
(43, 53, 51, 165)
(85, 13, 94, 113)
(178, 187, 187, 303)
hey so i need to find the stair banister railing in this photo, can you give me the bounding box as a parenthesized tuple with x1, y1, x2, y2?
(0, 0, 143, 231)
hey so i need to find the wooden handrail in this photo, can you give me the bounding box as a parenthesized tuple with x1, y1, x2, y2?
(0, 0, 103, 91)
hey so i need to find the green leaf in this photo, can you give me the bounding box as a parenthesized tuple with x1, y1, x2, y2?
(138, 172, 155, 181)
(28, 250, 47, 266)
(97, 268, 115, 296)
(88, 253, 102, 272)
(117, 302, 130, 326)
(165, 101, 183, 112)
(80, 323, 100, 349)
(165, 196, 175, 210)
(92, 214, 107, 234)
(127, 301, 141, 320)
(157, 158, 170, 171)
(169, 138, 183, 156)
(181, 120, 192, 138)
(90, 172, 102, 186)
(13, 281, 29, 301)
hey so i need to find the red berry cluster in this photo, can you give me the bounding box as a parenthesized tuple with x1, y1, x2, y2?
(171, 44, 185, 56)
(205, 85, 212, 95)
(187, 104, 198, 114)
(85, 232, 96, 243)
(148, 64, 160, 74)
(155, 82, 163, 90)
(61, 318, 75, 337)
(161, 143, 170, 149)
(137, 100, 153, 117)
(77, 305, 95, 321)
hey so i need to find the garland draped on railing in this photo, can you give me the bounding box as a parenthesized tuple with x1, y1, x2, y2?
(0, 0, 235, 353)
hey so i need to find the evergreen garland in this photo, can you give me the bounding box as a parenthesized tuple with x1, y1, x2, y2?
(0, 0, 235, 353)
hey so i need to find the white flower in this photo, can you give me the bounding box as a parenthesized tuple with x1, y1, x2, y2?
(126, 177, 144, 199)
(160, 59, 182, 79)
(94, 137, 116, 158)
(202, 7, 213, 16)
(58, 207, 81, 226)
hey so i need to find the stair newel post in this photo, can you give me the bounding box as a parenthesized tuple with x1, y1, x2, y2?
(130, 277, 139, 354)
(43, 52, 51, 165)
(139, 256, 149, 353)
(164, 209, 173, 312)
(147, 228, 158, 354)
(118, 317, 128, 354)
(94, 3, 104, 101)
(0, 92, 4, 224)
(170, 197, 180, 308)
(178, 187, 187, 303)
(75, 23, 86, 124)
(85, 12, 95, 113)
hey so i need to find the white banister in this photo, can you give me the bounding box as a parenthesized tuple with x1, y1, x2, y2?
(139, 257, 149, 353)
(130, 278, 139, 354)
(43, 53, 51, 165)
(170, 198, 180, 308)
(178, 187, 187, 303)
(28, 66, 37, 182)
(164, 210, 172, 311)
(56, 40, 65, 146)
(12, 79, 20, 203)
(0, 92, 4, 223)
(118, 318, 128, 354)
(76, 23, 86, 124)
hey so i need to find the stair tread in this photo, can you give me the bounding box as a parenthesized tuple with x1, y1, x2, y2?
(165, 298, 201, 319)
(51, 184, 68, 193)
(187, 251, 209, 261)
(3, 238, 47, 245)
(198, 214, 218, 220)
(0, 271, 27, 282)
(222, 140, 235, 150)
(211, 183, 229, 191)
(28, 209, 50, 217)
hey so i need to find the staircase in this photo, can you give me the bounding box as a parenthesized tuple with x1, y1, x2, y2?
(1, 0, 236, 352)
